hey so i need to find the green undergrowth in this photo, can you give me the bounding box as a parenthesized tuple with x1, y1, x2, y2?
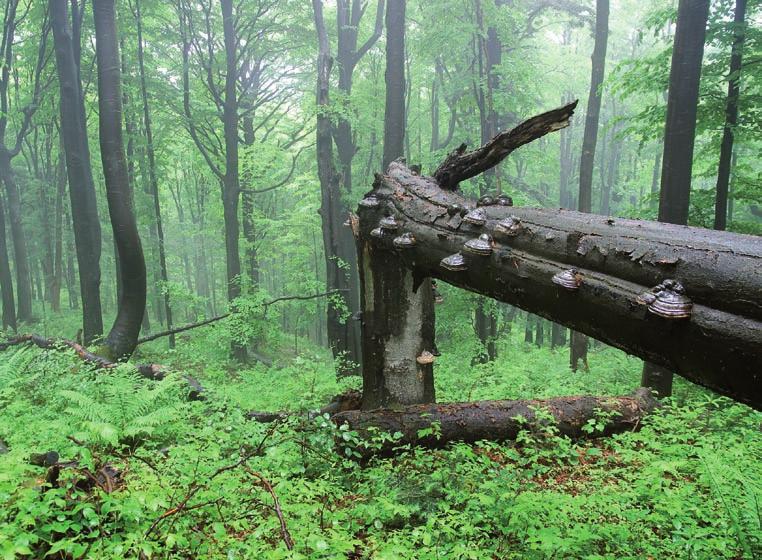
(0, 326, 760, 559)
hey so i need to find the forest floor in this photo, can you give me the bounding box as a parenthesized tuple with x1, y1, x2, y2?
(0, 312, 760, 559)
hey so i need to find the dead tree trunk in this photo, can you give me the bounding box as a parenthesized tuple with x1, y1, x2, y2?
(355, 102, 762, 411)
(334, 389, 658, 457)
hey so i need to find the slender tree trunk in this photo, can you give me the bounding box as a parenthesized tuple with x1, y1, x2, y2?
(220, 0, 246, 361)
(313, 0, 348, 370)
(93, 0, 147, 360)
(50, 151, 65, 313)
(713, 0, 746, 231)
(135, 0, 173, 347)
(50, 0, 103, 343)
(382, 0, 406, 168)
(642, 0, 710, 397)
(0, 193, 15, 330)
(650, 148, 661, 211)
(0, 151, 31, 322)
(572, 0, 609, 372)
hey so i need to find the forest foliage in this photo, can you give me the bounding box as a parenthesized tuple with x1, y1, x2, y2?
(0, 0, 760, 558)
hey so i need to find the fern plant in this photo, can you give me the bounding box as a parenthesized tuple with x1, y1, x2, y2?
(59, 365, 187, 449)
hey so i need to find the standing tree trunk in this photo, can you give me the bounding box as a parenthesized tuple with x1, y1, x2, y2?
(657, 0, 710, 225)
(221, 0, 245, 361)
(50, 0, 104, 344)
(382, 0, 406, 168)
(0, 0, 49, 325)
(93, 0, 147, 360)
(312, 0, 347, 372)
(713, 0, 746, 231)
(134, 0, 173, 347)
(571, 0, 608, 372)
(0, 193, 15, 330)
(0, 153, 31, 323)
(317, 0, 384, 374)
(471, 0, 504, 362)
(642, 0, 710, 397)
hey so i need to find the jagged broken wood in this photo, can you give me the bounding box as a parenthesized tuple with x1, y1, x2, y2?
(333, 389, 658, 457)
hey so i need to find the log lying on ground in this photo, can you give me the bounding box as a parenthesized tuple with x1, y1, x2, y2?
(333, 389, 658, 457)
(0, 334, 203, 398)
(357, 161, 762, 410)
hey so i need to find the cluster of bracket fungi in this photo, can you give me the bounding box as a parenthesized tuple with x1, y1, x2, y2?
(361, 193, 693, 323)
(437, 193, 518, 272)
(362, 190, 521, 274)
(637, 279, 693, 319)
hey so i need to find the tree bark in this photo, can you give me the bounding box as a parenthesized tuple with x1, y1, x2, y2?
(382, 0, 406, 169)
(320, 0, 384, 374)
(0, 152, 31, 323)
(356, 220, 436, 409)
(713, 0, 746, 231)
(312, 0, 353, 373)
(572, 0, 609, 372)
(657, 0, 710, 225)
(134, 0, 173, 347)
(642, 0, 710, 396)
(50, 0, 104, 344)
(334, 389, 658, 457)
(93, 0, 147, 360)
(356, 110, 762, 410)
(0, 193, 15, 330)
(220, 0, 246, 362)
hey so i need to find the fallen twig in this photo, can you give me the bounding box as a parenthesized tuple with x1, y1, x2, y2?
(245, 468, 294, 551)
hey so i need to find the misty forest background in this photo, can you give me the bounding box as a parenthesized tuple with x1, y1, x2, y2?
(0, 0, 760, 558)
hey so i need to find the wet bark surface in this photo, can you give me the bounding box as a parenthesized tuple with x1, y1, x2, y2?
(357, 160, 762, 410)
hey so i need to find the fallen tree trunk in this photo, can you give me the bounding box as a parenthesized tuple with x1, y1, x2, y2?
(357, 162, 762, 410)
(0, 334, 203, 398)
(333, 389, 658, 457)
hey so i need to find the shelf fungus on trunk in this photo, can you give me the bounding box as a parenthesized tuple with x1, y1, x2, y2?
(647, 280, 692, 319)
(393, 232, 417, 249)
(552, 269, 583, 291)
(441, 252, 468, 272)
(464, 233, 494, 256)
(379, 215, 401, 231)
(463, 207, 488, 226)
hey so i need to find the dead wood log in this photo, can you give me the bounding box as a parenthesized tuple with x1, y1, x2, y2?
(0, 334, 203, 398)
(358, 159, 762, 410)
(333, 389, 658, 457)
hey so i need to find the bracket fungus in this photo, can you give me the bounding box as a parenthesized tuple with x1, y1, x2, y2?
(440, 252, 468, 272)
(379, 215, 401, 231)
(552, 268, 583, 291)
(358, 195, 380, 209)
(393, 232, 417, 249)
(647, 279, 692, 319)
(495, 216, 523, 237)
(416, 350, 436, 365)
(464, 233, 494, 256)
(463, 207, 488, 227)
